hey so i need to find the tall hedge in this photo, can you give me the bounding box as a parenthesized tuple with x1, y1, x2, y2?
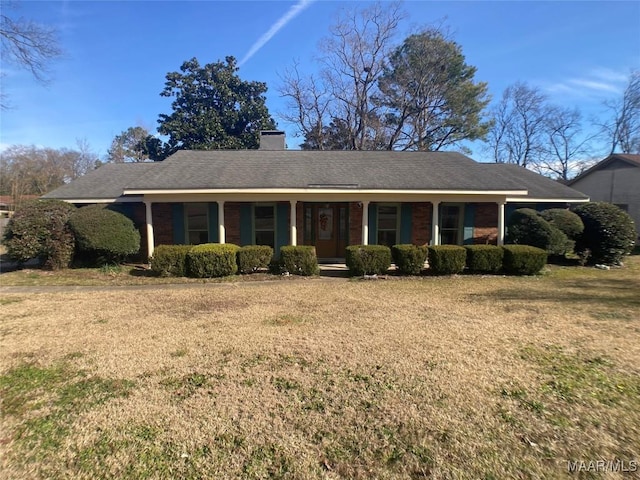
(506, 208, 571, 256)
(574, 202, 636, 265)
(2, 200, 76, 269)
(345, 245, 391, 276)
(68, 205, 141, 264)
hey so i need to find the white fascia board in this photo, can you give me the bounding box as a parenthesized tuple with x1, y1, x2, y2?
(58, 197, 144, 204)
(505, 197, 590, 203)
(124, 188, 527, 196)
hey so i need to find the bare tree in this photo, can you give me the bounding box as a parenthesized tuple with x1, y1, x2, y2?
(536, 107, 594, 181)
(485, 82, 549, 168)
(601, 70, 640, 154)
(0, 3, 62, 108)
(279, 2, 404, 150)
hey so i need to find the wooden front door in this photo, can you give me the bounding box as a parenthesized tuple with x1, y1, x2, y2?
(304, 203, 348, 258)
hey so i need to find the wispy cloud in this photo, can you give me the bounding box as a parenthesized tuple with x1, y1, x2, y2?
(239, 0, 314, 67)
(545, 68, 628, 98)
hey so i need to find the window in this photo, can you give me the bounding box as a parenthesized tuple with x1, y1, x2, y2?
(440, 204, 462, 245)
(185, 203, 208, 245)
(254, 204, 275, 248)
(377, 205, 398, 246)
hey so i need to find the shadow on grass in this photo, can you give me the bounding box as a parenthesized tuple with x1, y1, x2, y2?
(470, 277, 640, 309)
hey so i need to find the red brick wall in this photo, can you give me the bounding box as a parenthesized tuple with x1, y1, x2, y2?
(225, 202, 242, 245)
(348, 202, 363, 245)
(152, 203, 173, 247)
(411, 202, 432, 245)
(474, 203, 498, 244)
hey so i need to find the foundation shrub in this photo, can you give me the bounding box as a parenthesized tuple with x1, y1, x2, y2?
(540, 208, 584, 240)
(428, 245, 466, 275)
(237, 245, 274, 273)
(186, 243, 239, 278)
(2, 200, 76, 269)
(574, 202, 636, 265)
(506, 208, 571, 257)
(68, 205, 140, 265)
(345, 245, 392, 276)
(279, 245, 318, 276)
(150, 245, 193, 277)
(464, 245, 504, 273)
(391, 244, 427, 275)
(502, 245, 547, 275)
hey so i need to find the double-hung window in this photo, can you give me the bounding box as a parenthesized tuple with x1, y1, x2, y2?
(377, 205, 399, 247)
(254, 204, 275, 248)
(440, 204, 463, 245)
(185, 203, 209, 245)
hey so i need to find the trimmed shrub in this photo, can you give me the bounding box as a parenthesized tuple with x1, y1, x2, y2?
(186, 243, 239, 278)
(502, 245, 547, 275)
(428, 245, 466, 275)
(540, 208, 584, 240)
(574, 202, 636, 265)
(391, 244, 427, 275)
(345, 245, 391, 276)
(506, 208, 571, 257)
(150, 245, 193, 277)
(2, 200, 76, 269)
(68, 205, 140, 265)
(237, 245, 274, 274)
(279, 246, 318, 276)
(464, 245, 504, 274)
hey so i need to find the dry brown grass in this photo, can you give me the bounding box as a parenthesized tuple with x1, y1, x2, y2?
(1, 258, 639, 479)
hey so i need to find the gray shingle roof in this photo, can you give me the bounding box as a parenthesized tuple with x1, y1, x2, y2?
(43, 150, 588, 201)
(42, 163, 158, 200)
(127, 150, 525, 191)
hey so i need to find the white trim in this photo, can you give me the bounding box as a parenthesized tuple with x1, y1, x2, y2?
(125, 188, 527, 196)
(218, 201, 225, 244)
(144, 201, 154, 259)
(505, 197, 589, 203)
(431, 201, 440, 246)
(497, 201, 506, 246)
(290, 200, 297, 246)
(362, 201, 370, 245)
(56, 197, 144, 204)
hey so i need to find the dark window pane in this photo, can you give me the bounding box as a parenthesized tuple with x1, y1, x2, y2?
(255, 206, 274, 230)
(255, 231, 275, 248)
(188, 230, 208, 245)
(377, 230, 397, 247)
(378, 206, 397, 230)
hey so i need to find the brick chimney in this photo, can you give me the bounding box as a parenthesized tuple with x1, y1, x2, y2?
(259, 130, 286, 150)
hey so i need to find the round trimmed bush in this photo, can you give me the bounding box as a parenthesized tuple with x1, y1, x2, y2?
(506, 208, 570, 257)
(68, 205, 141, 264)
(540, 208, 584, 240)
(345, 245, 391, 276)
(574, 202, 636, 265)
(464, 245, 503, 273)
(428, 245, 466, 275)
(187, 243, 239, 278)
(502, 245, 547, 275)
(2, 200, 76, 269)
(391, 244, 428, 275)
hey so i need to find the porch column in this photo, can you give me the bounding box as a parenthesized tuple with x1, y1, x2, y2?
(361, 200, 370, 245)
(290, 200, 297, 246)
(431, 201, 440, 246)
(144, 200, 155, 259)
(497, 201, 506, 246)
(218, 201, 226, 244)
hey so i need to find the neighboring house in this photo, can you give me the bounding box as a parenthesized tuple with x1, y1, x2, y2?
(568, 154, 640, 240)
(43, 131, 589, 261)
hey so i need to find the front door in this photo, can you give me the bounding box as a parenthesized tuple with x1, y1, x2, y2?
(304, 203, 348, 258)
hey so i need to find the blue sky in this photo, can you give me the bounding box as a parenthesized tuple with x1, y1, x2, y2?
(1, 0, 638, 160)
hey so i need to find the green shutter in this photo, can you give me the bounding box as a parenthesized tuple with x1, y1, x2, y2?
(240, 204, 252, 246)
(276, 203, 289, 255)
(463, 204, 476, 245)
(368, 203, 377, 245)
(208, 203, 219, 243)
(400, 203, 412, 244)
(172, 204, 185, 244)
